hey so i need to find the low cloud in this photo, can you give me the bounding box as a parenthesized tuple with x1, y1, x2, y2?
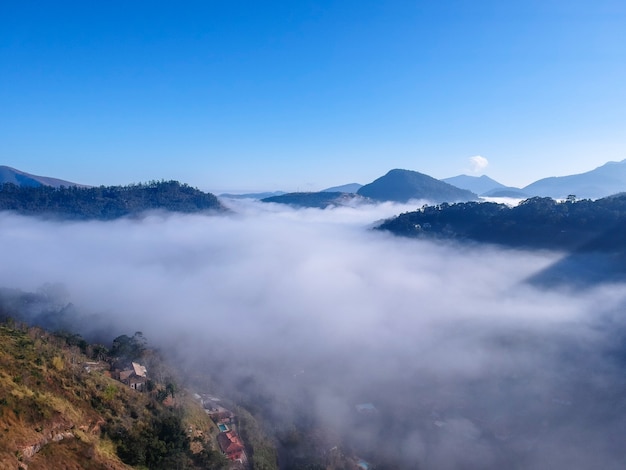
(469, 155, 489, 173)
(1, 202, 625, 469)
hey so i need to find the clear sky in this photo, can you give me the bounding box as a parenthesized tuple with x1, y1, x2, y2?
(1, 1, 625, 192)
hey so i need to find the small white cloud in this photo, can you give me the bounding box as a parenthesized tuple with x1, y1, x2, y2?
(469, 155, 489, 174)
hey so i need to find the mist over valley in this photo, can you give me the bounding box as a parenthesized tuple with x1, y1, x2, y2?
(3, 198, 626, 468)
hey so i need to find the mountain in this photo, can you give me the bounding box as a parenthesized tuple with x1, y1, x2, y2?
(442, 174, 507, 195)
(219, 191, 286, 200)
(357, 169, 477, 203)
(0, 180, 226, 219)
(522, 159, 626, 199)
(261, 191, 368, 208)
(321, 183, 362, 193)
(0, 165, 86, 187)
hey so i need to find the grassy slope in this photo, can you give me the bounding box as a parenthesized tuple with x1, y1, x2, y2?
(0, 323, 219, 469)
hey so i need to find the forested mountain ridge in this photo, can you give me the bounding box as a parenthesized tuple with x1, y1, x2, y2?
(377, 195, 626, 253)
(261, 191, 369, 208)
(0, 180, 225, 219)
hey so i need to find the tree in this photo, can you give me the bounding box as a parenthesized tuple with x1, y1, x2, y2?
(166, 381, 177, 398)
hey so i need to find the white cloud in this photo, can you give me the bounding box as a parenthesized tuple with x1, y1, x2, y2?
(469, 155, 489, 173)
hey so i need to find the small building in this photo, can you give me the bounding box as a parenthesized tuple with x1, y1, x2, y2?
(217, 430, 245, 462)
(119, 362, 148, 391)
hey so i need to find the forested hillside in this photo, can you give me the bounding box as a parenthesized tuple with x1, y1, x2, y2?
(378, 195, 626, 252)
(261, 191, 367, 208)
(0, 181, 225, 219)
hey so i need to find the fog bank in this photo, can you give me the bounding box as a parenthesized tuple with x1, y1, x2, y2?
(2, 201, 626, 469)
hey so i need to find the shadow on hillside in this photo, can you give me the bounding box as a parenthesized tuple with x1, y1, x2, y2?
(526, 219, 626, 289)
(527, 251, 626, 289)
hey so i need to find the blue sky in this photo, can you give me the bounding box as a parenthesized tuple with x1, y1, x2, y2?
(1, 1, 625, 192)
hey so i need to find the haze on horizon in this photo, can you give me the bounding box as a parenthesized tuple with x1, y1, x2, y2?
(2, 201, 626, 468)
(2, 1, 626, 191)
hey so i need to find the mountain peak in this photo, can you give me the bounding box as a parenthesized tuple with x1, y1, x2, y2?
(357, 169, 477, 203)
(441, 174, 507, 195)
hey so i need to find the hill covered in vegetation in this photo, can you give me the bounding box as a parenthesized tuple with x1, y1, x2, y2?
(377, 195, 626, 253)
(261, 191, 368, 208)
(0, 320, 232, 470)
(0, 180, 225, 219)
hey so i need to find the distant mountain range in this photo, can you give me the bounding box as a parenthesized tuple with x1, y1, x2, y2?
(443, 159, 626, 200)
(0, 165, 85, 188)
(521, 160, 626, 199)
(219, 191, 286, 200)
(441, 174, 529, 198)
(5, 159, 626, 206)
(357, 169, 477, 203)
(442, 175, 507, 195)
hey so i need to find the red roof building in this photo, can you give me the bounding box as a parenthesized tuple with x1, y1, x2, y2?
(217, 430, 245, 461)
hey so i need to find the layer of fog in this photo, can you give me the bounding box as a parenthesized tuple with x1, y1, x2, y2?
(479, 196, 525, 206)
(2, 201, 626, 469)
